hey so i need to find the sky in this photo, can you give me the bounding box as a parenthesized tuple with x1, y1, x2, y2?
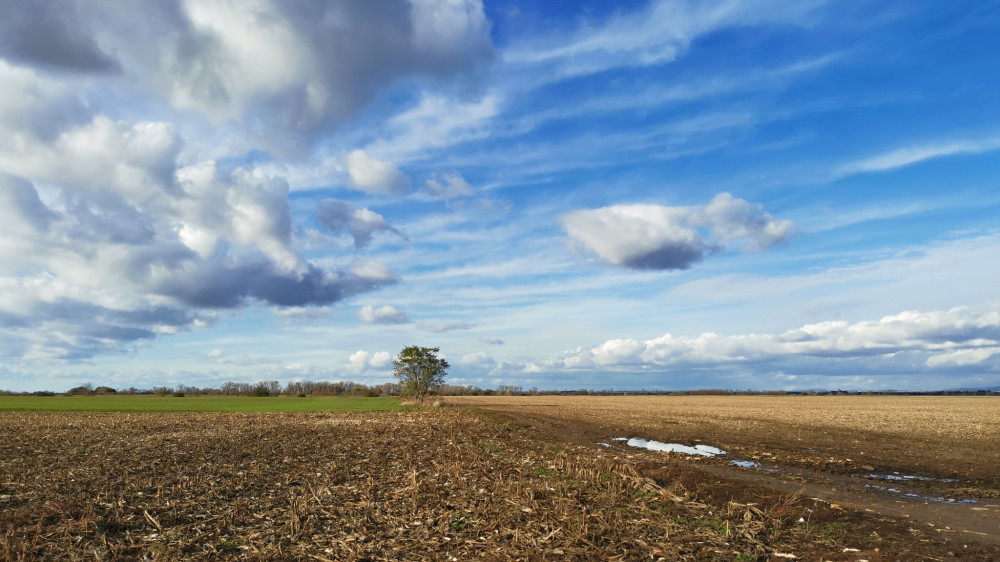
(1, 0, 999, 393)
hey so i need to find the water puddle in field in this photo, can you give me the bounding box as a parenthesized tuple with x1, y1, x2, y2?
(598, 439, 979, 506)
(862, 484, 979, 504)
(611, 437, 727, 457)
(857, 472, 958, 484)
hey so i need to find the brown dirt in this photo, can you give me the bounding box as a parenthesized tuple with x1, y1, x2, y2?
(446, 395, 1000, 553)
(2, 405, 999, 560)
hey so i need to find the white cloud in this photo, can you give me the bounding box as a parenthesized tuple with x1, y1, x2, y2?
(503, 0, 824, 86)
(367, 91, 500, 163)
(0, 114, 181, 199)
(560, 193, 792, 270)
(699, 193, 794, 251)
(369, 351, 392, 368)
(419, 322, 476, 333)
(409, 0, 491, 60)
(345, 150, 412, 197)
(272, 306, 332, 325)
(836, 137, 1000, 176)
(0, 60, 89, 139)
(537, 302, 1000, 373)
(358, 305, 412, 325)
(0, 107, 397, 362)
(50, 0, 493, 143)
(317, 199, 405, 248)
(459, 352, 496, 370)
(425, 172, 476, 200)
(507, 54, 843, 135)
(347, 261, 401, 285)
(348, 350, 371, 372)
(926, 347, 1000, 368)
(348, 349, 393, 372)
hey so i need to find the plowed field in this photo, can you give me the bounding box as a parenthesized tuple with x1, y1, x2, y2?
(2, 403, 999, 560)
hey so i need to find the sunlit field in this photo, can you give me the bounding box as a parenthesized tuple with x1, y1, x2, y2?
(446, 395, 1000, 481)
(8, 408, 996, 561)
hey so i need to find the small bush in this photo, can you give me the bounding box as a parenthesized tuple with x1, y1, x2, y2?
(172, 391, 185, 397)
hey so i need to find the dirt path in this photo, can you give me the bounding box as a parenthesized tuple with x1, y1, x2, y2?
(485, 406, 1000, 546)
(700, 463, 1000, 545)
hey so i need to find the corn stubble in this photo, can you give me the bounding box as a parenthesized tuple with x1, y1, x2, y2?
(1, 410, 804, 560)
(449, 395, 1000, 483)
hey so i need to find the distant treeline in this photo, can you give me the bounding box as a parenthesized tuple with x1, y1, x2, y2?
(2, 383, 998, 397)
(0, 381, 493, 398)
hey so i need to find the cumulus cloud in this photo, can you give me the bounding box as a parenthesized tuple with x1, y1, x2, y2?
(348, 350, 393, 373)
(7, 1, 492, 139)
(536, 302, 1000, 374)
(459, 352, 495, 367)
(0, 295, 209, 362)
(0, 2, 119, 72)
(317, 199, 405, 248)
(0, 0, 494, 366)
(358, 305, 412, 325)
(0, 141, 396, 361)
(560, 193, 792, 270)
(0, 61, 90, 140)
(0, 174, 59, 234)
(344, 150, 412, 196)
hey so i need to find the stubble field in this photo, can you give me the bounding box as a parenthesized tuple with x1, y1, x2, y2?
(1, 397, 999, 560)
(445, 395, 1000, 484)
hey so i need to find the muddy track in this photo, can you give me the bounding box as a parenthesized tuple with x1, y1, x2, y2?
(489, 407, 1000, 547)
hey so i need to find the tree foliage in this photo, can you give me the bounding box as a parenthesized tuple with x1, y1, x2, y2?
(393, 346, 449, 402)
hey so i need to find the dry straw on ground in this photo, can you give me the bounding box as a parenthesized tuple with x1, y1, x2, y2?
(2, 405, 995, 560)
(447, 395, 1000, 483)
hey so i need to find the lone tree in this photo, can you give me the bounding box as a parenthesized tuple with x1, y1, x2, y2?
(393, 345, 449, 402)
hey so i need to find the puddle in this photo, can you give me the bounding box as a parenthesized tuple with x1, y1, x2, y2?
(612, 437, 727, 457)
(863, 484, 978, 504)
(858, 472, 958, 484)
(600, 440, 980, 507)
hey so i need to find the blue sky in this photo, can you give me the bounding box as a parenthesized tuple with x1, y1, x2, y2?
(1, 0, 999, 392)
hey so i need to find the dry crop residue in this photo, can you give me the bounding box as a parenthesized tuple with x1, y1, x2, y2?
(447, 395, 1000, 484)
(0, 410, 850, 560)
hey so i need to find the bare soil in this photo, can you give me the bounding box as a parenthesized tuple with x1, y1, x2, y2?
(447, 395, 1000, 556)
(2, 403, 998, 560)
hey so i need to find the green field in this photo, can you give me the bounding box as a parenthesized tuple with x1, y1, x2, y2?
(0, 395, 403, 413)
